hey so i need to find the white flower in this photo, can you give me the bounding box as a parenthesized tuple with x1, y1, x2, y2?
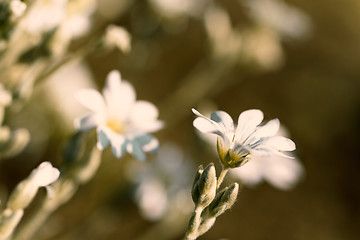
(230, 152, 303, 190)
(192, 108, 296, 168)
(104, 25, 131, 53)
(29, 162, 60, 187)
(129, 143, 194, 220)
(75, 70, 164, 160)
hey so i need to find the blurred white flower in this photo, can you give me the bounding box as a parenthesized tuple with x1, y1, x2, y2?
(29, 162, 60, 187)
(75, 70, 164, 160)
(49, 0, 95, 56)
(10, 0, 27, 18)
(204, 4, 242, 59)
(241, 27, 284, 70)
(21, 0, 68, 35)
(192, 108, 295, 168)
(230, 151, 303, 190)
(244, 0, 311, 40)
(104, 25, 131, 53)
(129, 143, 194, 220)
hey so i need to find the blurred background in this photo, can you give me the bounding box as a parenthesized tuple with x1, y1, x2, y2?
(1, 0, 360, 239)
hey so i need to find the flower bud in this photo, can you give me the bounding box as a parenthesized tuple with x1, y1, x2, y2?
(209, 182, 239, 218)
(104, 25, 131, 53)
(191, 165, 203, 203)
(191, 163, 217, 208)
(7, 162, 59, 210)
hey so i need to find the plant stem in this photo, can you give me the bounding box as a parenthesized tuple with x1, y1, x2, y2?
(216, 167, 228, 190)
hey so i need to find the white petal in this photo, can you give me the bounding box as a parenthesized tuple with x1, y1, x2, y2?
(75, 89, 106, 114)
(193, 118, 219, 134)
(96, 128, 110, 150)
(265, 136, 296, 151)
(130, 100, 159, 119)
(235, 109, 264, 143)
(254, 118, 280, 138)
(74, 114, 99, 130)
(110, 134, 127, 158)
(128, 141, 146, 161)
(103, 71, 136, 120)
(30, 162, 60, 187)
(136, 134, 159, 153)
(263, 156, 304, 190)
(192, 109, 227, 142)
(230, 160, 263, 186)
(210, 111, 235, 133)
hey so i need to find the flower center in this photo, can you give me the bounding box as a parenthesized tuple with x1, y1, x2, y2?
(106, 119, 124, 134)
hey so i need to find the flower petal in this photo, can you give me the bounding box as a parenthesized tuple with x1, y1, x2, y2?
(30, 162, 60, 187)
(127, 141, 146, 161)
(263, 155, 304, 190)
(230, 160, 263, 186)
(137, 134, 159, 153)
(254, 118, 280, 138)
(96, 128, 110, 150)
(75, 113, 100, 130)
(129, 101, 164, 133)
(235, 109, 264, 143)
(75, 89, 106, 114)
(103, 70, 136, 120)
(110, 134, 127, 158)
(210, 111, 235, 133)
(192, 109, 227, 142)
(264, 136, 296, 151)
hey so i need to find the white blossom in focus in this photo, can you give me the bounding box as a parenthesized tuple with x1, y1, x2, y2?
(192, 108, 296, 168)
(29, 162, 60, 187)
(75, 70, 164, 160)
(104, 25, 131, 53)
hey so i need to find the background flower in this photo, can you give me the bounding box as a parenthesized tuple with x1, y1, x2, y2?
(75, 70, 164, 160)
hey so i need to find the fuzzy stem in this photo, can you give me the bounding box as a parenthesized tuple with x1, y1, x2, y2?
(184, 206, 203, 240)
(216, 168, 228, 190)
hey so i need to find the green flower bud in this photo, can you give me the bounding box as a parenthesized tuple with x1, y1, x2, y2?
(191, 165, 203, 204)
(192, 163, 217, 208)
(209, 182, 239, 218)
